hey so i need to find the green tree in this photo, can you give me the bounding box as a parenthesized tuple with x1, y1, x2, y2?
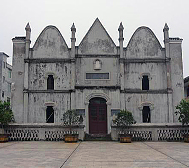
(175, 99, 189, 126)
(0, 101, 14, 129)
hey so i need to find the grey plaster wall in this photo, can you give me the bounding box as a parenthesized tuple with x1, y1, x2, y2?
(125, 93, 169, 123)
(12, 40, 25, 123)
(76, 57, 119, 86)
(29, 62, 70, 90)
(169, 41, 184, 121)
(32, 26, 69, 59)
(124, 63, 167, 90)
(126, 27, 164, 59)
(78, 18, 117, 55)
(28, 93, 70, 123)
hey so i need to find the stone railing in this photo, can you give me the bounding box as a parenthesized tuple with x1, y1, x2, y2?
(4, 123, 85, 141)
(111, 123, 189, 141)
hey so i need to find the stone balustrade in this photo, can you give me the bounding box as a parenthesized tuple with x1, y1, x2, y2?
(4, 123, 85, 141)
(111, 123, 189, 141)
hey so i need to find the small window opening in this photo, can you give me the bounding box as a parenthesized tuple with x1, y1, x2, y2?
(142, 106, 151, 123)
(187, 87, 189, 97)
(46, 106, 54, 123)
(2, 91, 4, 98)
(7, 97, 10, 103)
(47, 75, 54, 90)
(142, 75, 149, 90)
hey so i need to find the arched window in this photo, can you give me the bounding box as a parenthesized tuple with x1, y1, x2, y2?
(46, 106, 54, 123)
(47, 75, 54, 90)
(142, 75, 149, 90)
(142, 106, 150, 123)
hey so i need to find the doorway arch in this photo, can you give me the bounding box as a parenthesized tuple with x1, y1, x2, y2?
(89, 97, 107, 134)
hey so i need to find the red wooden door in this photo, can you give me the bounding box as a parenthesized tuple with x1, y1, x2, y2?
(89, 98, 107, 134)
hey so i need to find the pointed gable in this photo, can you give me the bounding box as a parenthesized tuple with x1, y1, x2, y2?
(78, 18, 117, 55)
(33, 26, 69, 58)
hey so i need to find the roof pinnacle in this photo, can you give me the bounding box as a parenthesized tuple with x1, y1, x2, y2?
(25, 22, 31, 32)
(118, 22, 124, 31)
(163, 23, 169, 31)
(71, 23, 76, 32)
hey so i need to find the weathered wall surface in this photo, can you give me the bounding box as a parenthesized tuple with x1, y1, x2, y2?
(76, 57, 119, 86)
(126, 27, 164, 59)
(32, 26, 69, 59)
(169, 40, 184, 122)
(28, 93, 70, 123)
(125, 93, 169, 123)
(124, 63, 167, 90)
(78, 18, 117, 55)
(29, 62, 70, 90)
(12, 39, 25, 123)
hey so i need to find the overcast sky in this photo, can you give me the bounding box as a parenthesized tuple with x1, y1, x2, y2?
(1, 0, 189, 77)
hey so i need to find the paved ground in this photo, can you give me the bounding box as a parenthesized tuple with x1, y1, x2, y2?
(0, 141, 189, 168)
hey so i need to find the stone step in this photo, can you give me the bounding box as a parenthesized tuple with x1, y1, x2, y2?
(84, 134, 112, 141)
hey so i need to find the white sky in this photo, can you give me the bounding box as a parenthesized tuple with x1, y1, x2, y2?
(1, 0, 189, 77)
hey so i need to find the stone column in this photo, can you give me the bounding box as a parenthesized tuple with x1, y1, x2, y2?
(163, 23, 173, 123)
(70, 23, 76, 110)
(118, 22, 125, 110)
(24, 23, 31, 123)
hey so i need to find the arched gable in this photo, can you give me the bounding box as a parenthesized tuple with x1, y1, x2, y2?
(126, 27, 163, 58)
(78, 18, 117, 55)
(32, 26, 69, 58)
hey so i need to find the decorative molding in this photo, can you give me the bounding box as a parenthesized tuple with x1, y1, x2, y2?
(24, 58, 72, 63)
(120, 58, 170, 63)
(85, 92, 111, 105)
(139, 73, 152, 80)
(93, 59, 102, 70)
(76, 54, 119, 58)
(121, 89, 172, 94)
(138, 102, 154, 111)
(44, 72, 58, 79)
(23, 89, 73, 93)
(75, 85, 120, 90)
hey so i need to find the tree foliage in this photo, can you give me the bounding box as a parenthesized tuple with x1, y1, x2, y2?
(62, 110, 83, 126)
(113, 109, 136, 127)
(0, 101, 14, 127)
(175, 99, 189, 126)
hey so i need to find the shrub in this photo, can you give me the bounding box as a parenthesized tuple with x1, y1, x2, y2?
(113, 109, 136, 127)
(62, 110, 83, 126)
(0, 101, 14, 128)
(175, 99, 189, 126)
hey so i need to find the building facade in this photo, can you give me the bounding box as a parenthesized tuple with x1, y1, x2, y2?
(12, 19, 184, 134)
(0, 52, 12, 103)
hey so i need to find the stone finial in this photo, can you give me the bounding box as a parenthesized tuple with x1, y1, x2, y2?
(118, 22, 124, 31)
(25, 22, 31, 32)
(163, 23, 169, 32)
(71, 23, 76, 32)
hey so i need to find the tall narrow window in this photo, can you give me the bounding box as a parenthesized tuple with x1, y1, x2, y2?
(47, 75, 54, 90)
(142, 106, 151, 123)
(142, 75, 149, 90)
(187, 87, 189, 97)
(46, 106, 54, 123)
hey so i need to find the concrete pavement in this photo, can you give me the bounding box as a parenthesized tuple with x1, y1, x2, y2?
(0, 141, 189, 168)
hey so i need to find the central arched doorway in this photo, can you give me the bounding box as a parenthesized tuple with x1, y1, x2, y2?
(89, 97, 107, 134)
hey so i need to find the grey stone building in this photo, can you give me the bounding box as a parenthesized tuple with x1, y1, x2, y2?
(12, 19, 184, 134)
(0, 52, 12, 103)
